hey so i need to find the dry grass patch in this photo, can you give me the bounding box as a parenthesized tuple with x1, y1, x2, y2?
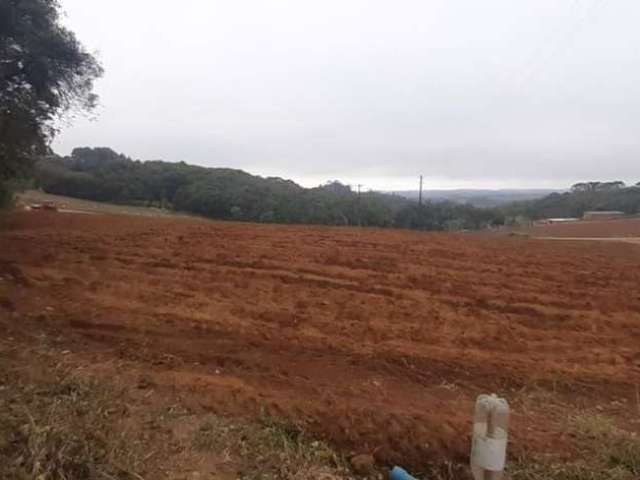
(0, 371, 143, 479)
(192, 415, 354, 480)
(0, 335, 356, 480)
(510, 412, 640, 480)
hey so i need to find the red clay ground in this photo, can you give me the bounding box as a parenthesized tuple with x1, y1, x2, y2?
(1, 211, 640, 470)
(527, 217, 640, 238)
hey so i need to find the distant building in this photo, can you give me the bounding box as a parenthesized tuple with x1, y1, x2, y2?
(583, 211, 625, 221)
(536, 218, 580, 225)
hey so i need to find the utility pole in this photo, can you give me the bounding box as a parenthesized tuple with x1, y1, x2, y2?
(418, 175, 423, 206)
(356, 184, 363, 226)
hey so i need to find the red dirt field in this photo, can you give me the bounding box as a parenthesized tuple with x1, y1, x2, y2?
(1, 211, 640, 470)
(528, 217, 640, 238)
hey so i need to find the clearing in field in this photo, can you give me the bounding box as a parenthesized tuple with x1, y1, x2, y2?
(1, 211, 640, 477)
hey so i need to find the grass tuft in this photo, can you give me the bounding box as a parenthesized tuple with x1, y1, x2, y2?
(193, 414, 352, 480)
(0, 372, 140, 480)
(510, 412, 640, 480)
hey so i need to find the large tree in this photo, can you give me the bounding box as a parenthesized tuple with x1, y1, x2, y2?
(0, 0, 102, 183)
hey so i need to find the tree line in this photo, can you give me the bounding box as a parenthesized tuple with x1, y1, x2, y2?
(500, 181, 640, 221)
(30, 147, 640, 229)
(22, 146, 640, 229)
(35, 147, 505, 230)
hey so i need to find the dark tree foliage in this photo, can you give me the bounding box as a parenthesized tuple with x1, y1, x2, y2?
(35, 147, 504, 231)
(394, 202, 503, 231)
(0, 0, 102, 192)
(502, 181, 640, 220)
(571, 181, 626, 193)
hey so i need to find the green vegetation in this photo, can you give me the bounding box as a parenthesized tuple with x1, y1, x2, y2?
(510, 412, 640, 480)
(24, 146, 640, 229)
(0, 364, 145, 479)
(0, 0, 102, 205)
(502, 181, 640, 221)
(35, 147, 640, 228)
(0, 181, 13, 208)
(34, 147, 505, 230)
(193, 415, 351, 480)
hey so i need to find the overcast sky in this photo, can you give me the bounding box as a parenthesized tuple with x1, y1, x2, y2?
(53, 0, 639, 190)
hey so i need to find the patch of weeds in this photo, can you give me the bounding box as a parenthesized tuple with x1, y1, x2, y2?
(607, 434, 640, 476)
(570, 413, 618, 441)
(571, 412, 640, 475)
(0, 369, 142, 480)
(510, 412, 640, 480)
(250, 416, 345, 471)
(192, 414, 353, 480)
(0, 338, 355, 480)
(510, 461, 632, 480)
(192, 417, 231, 452)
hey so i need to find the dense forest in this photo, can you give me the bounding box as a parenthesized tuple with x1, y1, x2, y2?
(502, 181, 640, 220)
(31, 148, 640, 229)
(35, 147, 504, 230)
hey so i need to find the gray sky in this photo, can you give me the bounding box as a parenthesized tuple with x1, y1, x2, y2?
(53, 0, 640, 190)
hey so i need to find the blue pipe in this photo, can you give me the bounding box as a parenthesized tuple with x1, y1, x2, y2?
(390, 466, 419, 480)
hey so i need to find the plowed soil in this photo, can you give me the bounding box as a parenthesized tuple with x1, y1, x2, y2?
(529, 217, 640, 238)
(1, 211, 639, 470)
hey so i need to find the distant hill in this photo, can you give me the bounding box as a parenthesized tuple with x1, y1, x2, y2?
(33, 147, 504, 230)
(501, 181, 640, 220)
(39, 147, 634, 228)
(392, 189, 561, 208)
